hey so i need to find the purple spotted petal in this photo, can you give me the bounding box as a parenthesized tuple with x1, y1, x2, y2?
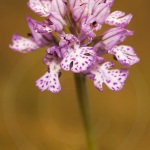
(36, 71, 61, 93)
(36, 57, 61, 93)
(9, 34, 39, 53)
(105, 11, 132, 27)
(27, 0, 51, 17)
(61, 47, 96, 73)
(109, 45, 140, 66)
(90, 62, 129, 91)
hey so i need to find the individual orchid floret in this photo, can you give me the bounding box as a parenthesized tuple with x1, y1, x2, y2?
(27, 0, 51, 17)
(36, 66, 61, 93)
(94, 27, 133, 51)
(60, 34, 96, 73)
(105, 11, 132, 27)
(33, 12, 66, 33)
(27, 16, 55, 46)
(108, 45, 140, 66)
(9, 34, 39, 53)
(36, 46, 62, 93)
(9, 17, 56, 53)
(79, 2, 111, 40)
(89, 61, 129, 91)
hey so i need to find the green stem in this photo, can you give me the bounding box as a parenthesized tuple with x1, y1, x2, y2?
(74, 74, 97, 150)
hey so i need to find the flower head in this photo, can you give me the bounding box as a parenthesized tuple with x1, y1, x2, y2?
(10, 0, 139, 93)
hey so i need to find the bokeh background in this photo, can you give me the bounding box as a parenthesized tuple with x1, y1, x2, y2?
(0, 0, 150, 150)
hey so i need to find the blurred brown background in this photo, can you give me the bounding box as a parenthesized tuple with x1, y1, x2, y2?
(0, 0, 150, 150)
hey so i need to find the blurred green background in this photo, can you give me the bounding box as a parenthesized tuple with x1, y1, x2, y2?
(0, 0, 150, 150)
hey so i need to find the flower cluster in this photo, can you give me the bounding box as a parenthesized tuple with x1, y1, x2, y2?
(10, 0, 140, 93)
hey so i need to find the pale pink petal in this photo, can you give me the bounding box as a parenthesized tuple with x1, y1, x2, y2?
(9, 34, 39, 53)
(105, 11, 132, 27)
(27, 0, 51, 17)
(90, 62, 129, 91)
(109, 45, 140, 66)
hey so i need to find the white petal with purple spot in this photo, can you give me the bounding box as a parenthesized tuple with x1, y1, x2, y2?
(109, 45, 140, 66)
(90, 62, 129, 91)
(36, 71, 61, 93)
(105, 11, 132, 27)
(61, 47, 96, 73)
(9, 34, 39, 53)
(36, 59, 61, 93)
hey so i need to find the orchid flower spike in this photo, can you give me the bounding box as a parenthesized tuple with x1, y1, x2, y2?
(10, 0, 139, 93)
